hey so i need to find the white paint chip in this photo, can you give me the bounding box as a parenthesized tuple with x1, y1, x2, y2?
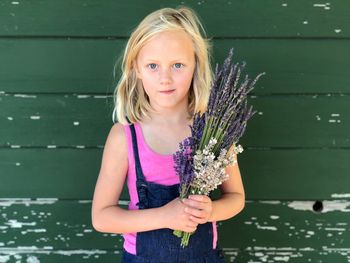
(5, 219, 37, 228)
(47, 145, 57, 148)
(77, 95, 90, 99)
(26, 255, 40, 263)
(0, 198, 58, 207)
(288, 200, 350, 213)
(331, 193, 350, 198)
(14, 94, 36, 98)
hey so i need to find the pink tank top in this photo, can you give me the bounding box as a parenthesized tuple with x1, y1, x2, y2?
(122, 122, 218, 255)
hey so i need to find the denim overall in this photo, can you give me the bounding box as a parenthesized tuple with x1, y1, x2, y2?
(121, 123, 225, 263)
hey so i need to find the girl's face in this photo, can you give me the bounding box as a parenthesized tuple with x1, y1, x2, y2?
(134, 30, 196, 113)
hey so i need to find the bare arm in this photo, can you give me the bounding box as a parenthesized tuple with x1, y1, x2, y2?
(208, 153, 245, 222)
(93, 205, 167, 234)
(91, 123, 166, 234)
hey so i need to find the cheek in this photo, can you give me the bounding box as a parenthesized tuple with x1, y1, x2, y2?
(176, 71, 194, 87)
(139, 74, 155, 93)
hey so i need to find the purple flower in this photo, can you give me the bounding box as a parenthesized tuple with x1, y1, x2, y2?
(173, 47, 265, 246)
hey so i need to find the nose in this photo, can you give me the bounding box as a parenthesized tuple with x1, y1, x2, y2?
(159, 68, 172, 86)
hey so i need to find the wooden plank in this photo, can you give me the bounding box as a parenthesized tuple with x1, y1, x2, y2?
(0, 199, 349, 262)
(0, 145, 349, 201)
(0, 0, 348, 37)
(1, 94, 349, 147)
(0, 39, 349, 93)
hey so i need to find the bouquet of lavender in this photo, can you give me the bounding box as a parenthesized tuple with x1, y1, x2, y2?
(172, 47, 266, 247)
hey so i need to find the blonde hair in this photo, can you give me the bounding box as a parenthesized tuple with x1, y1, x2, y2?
(112, 6, 214, 125)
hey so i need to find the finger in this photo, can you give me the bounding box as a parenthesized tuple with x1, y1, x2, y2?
(187, 220, 198, 228)
(185, 207, 205, 218)
(188, 227, 197, 233)
(189, 195, 207, 202)
(186, 222, 197, 230)
(189, 215, 206, 224)
(183, 199, 204, 210)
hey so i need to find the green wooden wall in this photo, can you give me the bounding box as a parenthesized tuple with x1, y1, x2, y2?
(1, 1, 350, 262)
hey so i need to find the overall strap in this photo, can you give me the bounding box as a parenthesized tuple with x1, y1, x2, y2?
(129, 124, 149, 209)
(129, 124, 146, 183)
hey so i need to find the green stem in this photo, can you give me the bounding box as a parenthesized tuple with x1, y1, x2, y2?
(172, 186, 200, 247)
(199, 115, 212, 150)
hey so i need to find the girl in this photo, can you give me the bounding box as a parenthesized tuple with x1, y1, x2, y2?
(91, 6, 245, 263)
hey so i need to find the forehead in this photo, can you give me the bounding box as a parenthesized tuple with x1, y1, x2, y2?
(137, 30, 195, 61)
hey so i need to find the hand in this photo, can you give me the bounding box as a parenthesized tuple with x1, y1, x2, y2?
(160, 197, 199, 233)
(182, 195, 213, 224)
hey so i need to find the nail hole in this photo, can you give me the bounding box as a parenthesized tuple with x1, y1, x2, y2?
(313, 200, 323, 212)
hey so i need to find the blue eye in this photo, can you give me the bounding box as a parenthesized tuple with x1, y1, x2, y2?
(174, 63, 184, 69)
(148, 63, 157, 70)
(147, 63, 184, 70)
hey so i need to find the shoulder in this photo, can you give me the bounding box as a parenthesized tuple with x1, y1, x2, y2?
(107, 122, 128, 149)
(103, 123, 129, 162)
(97, 123, 129, 185)
(109, 122, 128, 139)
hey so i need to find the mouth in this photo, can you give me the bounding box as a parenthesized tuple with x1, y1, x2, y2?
(159, 89, 175, 94)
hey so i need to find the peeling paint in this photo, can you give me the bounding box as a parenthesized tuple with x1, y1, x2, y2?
(259, 201, 281, 204)
(256, 225, 277, 231)
(13, 94, 36, 98)
(313, 3, 331, 10)
(93, 95, 109, 99)
(5, 220, 37, 228)
(0, 198, 58, 207)
(77, 95, 90, 99)
(288, 200, 350, 213)
(331, 193, 350, 198)
(75, 145, 85, 149)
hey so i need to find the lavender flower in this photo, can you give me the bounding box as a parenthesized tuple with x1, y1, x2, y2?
(172, 47, 266, 247)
